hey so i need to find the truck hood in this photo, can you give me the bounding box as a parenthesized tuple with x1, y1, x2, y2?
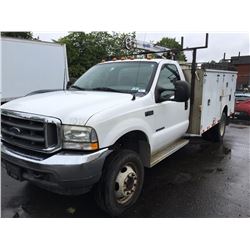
(1, 90, 133, 125)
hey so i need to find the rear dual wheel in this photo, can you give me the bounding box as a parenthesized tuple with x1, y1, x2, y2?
(202, 112, 227, 142)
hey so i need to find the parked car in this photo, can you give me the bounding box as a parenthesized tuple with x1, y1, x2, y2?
(234, 93, 250, 119)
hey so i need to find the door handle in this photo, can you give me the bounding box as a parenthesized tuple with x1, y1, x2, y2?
(145, 110, 154, 117)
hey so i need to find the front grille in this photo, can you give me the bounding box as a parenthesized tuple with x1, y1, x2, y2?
(1, 110, 61, 153)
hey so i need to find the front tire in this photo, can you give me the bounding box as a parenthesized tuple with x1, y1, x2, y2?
(94, 149, 144, 216)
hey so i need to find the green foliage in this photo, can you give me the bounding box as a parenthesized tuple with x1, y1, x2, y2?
(1, 32, 33, 40)
(57, 32, 186, 79)
(157, 37, 186, 61)
(57, 32, 135, 78)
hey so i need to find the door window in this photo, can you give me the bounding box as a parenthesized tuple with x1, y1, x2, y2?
(157, 64, 180, 89)
(156, 64, 181, 100)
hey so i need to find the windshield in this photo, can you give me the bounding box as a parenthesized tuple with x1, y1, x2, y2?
(72, 61, 157, 94)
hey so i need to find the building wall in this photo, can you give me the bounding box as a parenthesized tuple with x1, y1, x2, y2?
(235, 64, 250, 89)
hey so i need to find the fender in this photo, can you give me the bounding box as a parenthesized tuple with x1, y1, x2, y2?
(91, 117, 153, 149)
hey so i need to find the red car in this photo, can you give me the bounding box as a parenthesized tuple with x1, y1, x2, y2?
(234, 93, 250, 119)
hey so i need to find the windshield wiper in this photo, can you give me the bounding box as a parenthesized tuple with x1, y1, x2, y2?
(70, 86, 136, 100)
(91, 87, 123, 93)
(69, 85, 87, 91)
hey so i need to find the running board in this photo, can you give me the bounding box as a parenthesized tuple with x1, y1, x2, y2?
(150, 139, 189, 167)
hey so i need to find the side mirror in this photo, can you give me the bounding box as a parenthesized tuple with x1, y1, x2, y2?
(174, 80, 190, 102)
(155, 80, 190, 103)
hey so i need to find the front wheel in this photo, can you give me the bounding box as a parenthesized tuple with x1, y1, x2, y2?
(94, 149, 144, 216)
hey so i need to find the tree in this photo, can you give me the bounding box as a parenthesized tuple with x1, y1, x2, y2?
(1, 32, 33, 40)
(57, 32, 187, 79)
(157, 37, 186, 61)
(57, 31, 135, 78)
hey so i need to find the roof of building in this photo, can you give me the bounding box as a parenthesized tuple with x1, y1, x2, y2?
(201, 61, 236, 71)
(231, 55, 250, 65)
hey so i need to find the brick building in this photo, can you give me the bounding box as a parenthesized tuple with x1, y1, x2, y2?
(230, 55, 250, 90)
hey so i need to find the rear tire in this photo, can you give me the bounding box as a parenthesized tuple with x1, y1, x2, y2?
(202, 112, 227, 142)
(94, 149, 144, 216)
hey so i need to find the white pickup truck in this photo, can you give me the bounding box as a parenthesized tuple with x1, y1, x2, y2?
(1, 58, 237, 216)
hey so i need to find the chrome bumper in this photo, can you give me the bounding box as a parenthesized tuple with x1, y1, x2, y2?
(1, 143, 112, 195)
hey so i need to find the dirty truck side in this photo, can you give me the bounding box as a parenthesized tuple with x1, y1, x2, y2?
(1, 59, 237, 216)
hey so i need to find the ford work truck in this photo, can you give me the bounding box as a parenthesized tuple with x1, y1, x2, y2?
(1, 37, 237, 216)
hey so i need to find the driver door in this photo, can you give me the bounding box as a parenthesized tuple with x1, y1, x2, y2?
(151, 63, 190, 153)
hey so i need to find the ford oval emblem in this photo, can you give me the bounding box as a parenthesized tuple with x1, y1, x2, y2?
(10, 127, 21, 135)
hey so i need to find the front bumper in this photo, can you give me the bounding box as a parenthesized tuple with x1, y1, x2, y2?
(1, 143, 112, 195)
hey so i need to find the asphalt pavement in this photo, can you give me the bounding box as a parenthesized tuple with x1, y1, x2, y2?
(1, 120, 250, 218)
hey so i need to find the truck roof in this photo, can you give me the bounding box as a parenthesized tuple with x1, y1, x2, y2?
(100, 58, 177, 64)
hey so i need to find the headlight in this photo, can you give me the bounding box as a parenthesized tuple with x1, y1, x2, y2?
(63, 125, 99, 150)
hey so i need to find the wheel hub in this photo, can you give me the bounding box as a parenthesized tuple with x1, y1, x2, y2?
(115, 164, 138, 204)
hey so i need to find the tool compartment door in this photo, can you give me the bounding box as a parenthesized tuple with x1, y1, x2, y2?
(220, 72, 237, 116)
(200, 69, 237, 134)
(200, 70, 221, 134)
